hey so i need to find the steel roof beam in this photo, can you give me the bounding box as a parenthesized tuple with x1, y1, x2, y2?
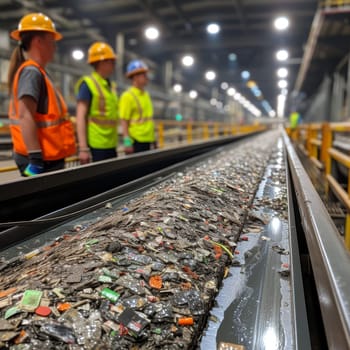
(231, 0, 247, 30)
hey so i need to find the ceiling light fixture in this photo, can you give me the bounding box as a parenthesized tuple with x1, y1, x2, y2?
(274, 16, 289, 31)
(189, 90, 198, 99)
(241, 71, 250, 80)
(205, 70, 216, 81)
(277, 67, 288, 78)
(173, 84, 182, 93)
(228, 53, 237, 61)
(227, 87, 236, 96)
(276, 50, 289, 61)
(278, 80, 288, 89)
(144, 26, 159, 40)
(182, 55, 194, 67)
(206, 23, 220, 34)
(72, 49, 84, 61)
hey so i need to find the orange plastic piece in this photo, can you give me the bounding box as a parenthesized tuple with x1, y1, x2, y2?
(178, 317, 194, 326)
(214, 245, 222, 259)
(57, 302, 71, 312)
(0, 287, 17, 299)
(14, 330, 28, 344)
(149, 275, 162, 289)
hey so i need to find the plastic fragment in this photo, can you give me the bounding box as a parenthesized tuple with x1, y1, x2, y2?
(178, 317, 194, 326)
(149, 275, 162, 289)
(19, 290, 42, 312)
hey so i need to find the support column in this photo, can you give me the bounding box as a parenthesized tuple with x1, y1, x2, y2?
(164, 60, 173, 92)
(346, 56, 350, 118)
(116, 33, 125, 85)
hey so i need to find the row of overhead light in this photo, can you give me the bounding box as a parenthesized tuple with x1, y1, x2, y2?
(143, 22, 263, 118)
(274, 16, 290, 117)
(171, 81, 262, 118)
(72, 18, 289, 118)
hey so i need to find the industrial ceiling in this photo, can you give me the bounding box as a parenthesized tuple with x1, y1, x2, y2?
(0, 0, 349, 115)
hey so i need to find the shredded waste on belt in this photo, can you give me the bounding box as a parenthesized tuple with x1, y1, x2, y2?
(0, 132, 279, 349)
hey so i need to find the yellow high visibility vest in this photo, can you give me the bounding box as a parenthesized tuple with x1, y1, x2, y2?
(119, 86, 155, 142)
(289, 112, 300, 129)
(75, 71, 118, 148)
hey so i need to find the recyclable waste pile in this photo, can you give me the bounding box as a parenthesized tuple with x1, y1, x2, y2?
(0, 132, 279, 349)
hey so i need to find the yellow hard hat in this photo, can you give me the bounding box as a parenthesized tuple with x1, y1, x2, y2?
(10, 13, 62, 41)
(88, 42, 117, 64)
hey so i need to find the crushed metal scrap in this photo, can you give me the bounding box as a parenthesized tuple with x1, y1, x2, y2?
(0, 132, 279, 349)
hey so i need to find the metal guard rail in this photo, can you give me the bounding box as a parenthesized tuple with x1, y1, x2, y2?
(284, 131, 350, 349)
(286, 122, 350, 250)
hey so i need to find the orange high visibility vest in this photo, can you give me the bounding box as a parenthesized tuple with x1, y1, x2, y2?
(8, 59, 76, 160)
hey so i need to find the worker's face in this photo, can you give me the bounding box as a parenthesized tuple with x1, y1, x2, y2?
(98, 59, 115, 77)
(38, 32, 56, 63)
(133, 72, 148, 87)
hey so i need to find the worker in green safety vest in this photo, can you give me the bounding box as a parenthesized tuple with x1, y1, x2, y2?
(75, 42, 118, 164)
(289, 111, 301, 130)
(119, 59, 155, 154)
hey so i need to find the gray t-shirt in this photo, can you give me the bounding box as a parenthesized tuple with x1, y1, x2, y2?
(17, 66, 48, 114)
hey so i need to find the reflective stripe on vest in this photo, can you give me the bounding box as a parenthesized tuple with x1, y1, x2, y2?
(130, 117, 154, 125)
(89, 74, 106, 116)
(9, 117, 69, 128)
(89, 117, 117, 127)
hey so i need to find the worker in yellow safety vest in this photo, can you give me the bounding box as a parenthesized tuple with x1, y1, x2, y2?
(119, 59, 155, 154)
(75, 42, 118, 164)
(289, 111, 301, 130)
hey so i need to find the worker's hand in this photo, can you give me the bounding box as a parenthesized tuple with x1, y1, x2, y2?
(152, 141, 158, 150)
(123, 136, 134, 155)
(124, 146, 134, 155)
(79, 150, 91, 164)
(23, 151, 44, 177)
(24, 163, 44, 177)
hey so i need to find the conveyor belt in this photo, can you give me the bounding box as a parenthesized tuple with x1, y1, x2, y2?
(0, 131, 349, 349)
(0, 135, 252, 224)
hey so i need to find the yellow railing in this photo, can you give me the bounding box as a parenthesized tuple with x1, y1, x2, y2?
(321, 0, 350, 7)
(155, 120, 266, 148)
(287, 122, 350, 249)
(1, 120, 266, 174)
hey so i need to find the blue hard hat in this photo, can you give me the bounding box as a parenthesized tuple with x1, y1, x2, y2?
(126, 59, 149, 78)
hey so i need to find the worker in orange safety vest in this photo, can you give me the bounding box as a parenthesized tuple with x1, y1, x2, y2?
(8, 12, 76, 176)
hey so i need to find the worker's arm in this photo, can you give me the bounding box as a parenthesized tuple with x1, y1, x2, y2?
(18, 96, 44, 176)
(120, 118, 133, 154)
(76, 100, 91, 164)
(18, 96, 40, 150)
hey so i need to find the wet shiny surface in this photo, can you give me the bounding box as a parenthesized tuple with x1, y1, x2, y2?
(200, 138, 293, 350)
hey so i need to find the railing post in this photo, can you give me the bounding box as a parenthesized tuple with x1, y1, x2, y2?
(157, 122, 164, 149)
(323, 123, 333, 196)
(322, 123, 332, 173)
(214, 123, 219, 138)
(203, 123, 209, 140)
(306, 125, 312, 155)
(224, 126, 229, 136)
(346, 174, 350, 250)
(186, 123, 192, 143)
(310, 127, 318, 159)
